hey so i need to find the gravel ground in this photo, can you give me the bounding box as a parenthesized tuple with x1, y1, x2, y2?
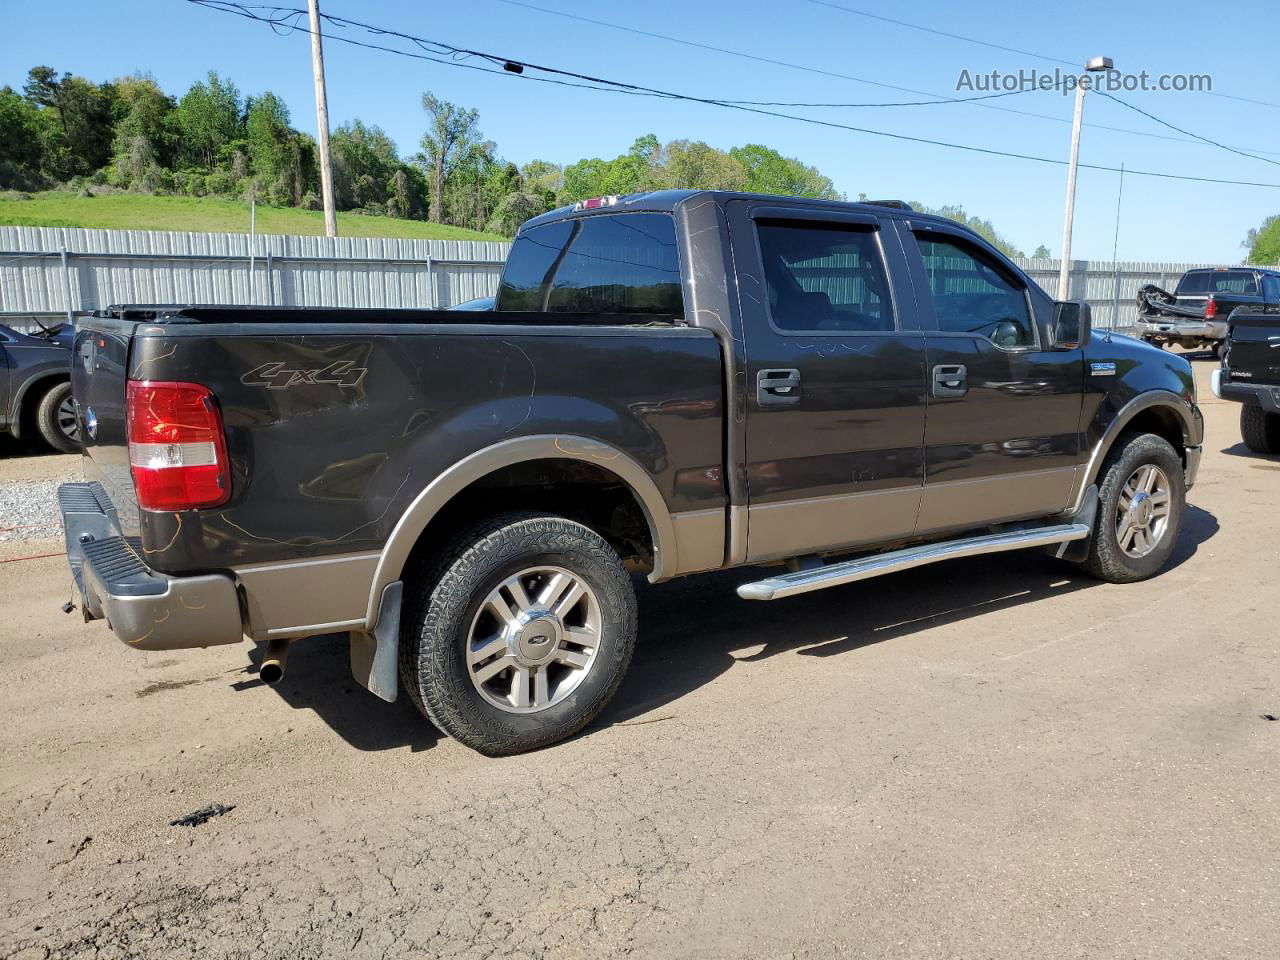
(0, 476, 73, 542)
(1, 360, 1277, 959)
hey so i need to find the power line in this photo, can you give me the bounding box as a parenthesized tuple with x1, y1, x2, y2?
(1096, 90, 1280, 168)
(490, 0, 1279, 154)
(803, 0, 1280, 113)
(802, 0, 1077, 67)
(185, 1, 1280, 191)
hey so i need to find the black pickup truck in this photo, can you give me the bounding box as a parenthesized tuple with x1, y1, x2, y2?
(59, 191, 1203, 755)
(1212, 304, 1280, 453)
(1136, 267, 1280, 357)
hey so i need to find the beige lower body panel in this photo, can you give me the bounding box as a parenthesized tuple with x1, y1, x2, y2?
(746, 486, 922, 563)
(235, 551, 381, 640)
(670, 508, 726, 575)
(914, 466, 1076, 537)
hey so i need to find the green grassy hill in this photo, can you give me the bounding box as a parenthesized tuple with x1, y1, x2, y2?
(0, 192, 507, 242)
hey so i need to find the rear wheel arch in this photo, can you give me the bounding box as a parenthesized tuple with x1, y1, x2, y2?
(365, 435, 678, 627)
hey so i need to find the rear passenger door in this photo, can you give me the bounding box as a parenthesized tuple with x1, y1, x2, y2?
(727, 203, 928, 562)
(898, 223, 1083, 535)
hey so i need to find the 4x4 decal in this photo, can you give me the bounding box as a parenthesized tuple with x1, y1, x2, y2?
(241, 360, 368, 390)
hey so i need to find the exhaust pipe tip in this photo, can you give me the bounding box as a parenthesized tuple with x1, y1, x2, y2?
(259, 638, 290, 685)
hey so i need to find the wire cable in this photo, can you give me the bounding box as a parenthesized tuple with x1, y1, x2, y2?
(1095, 90, 1280, 168)
(803, 0, 1280, 112)
(490, 0, 1279, 153)
(184, 1, 1280, 191)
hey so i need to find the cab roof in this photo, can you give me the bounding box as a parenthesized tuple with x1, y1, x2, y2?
(519, 190, 955, 234)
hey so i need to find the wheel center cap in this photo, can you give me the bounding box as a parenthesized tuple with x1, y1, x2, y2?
(514, 615, 561, 665)
(1130, 491, 1154, 527)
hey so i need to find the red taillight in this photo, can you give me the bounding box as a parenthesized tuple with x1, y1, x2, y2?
(574, 195, 619, 211)
(126, 381, 231, 510)
(1204, 295, 1217, 319)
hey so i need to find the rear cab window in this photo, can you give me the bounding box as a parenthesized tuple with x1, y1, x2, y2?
(496, 212, 684, 318)
(1207, 271, 1259, 295)
(754, 220, 895, 333)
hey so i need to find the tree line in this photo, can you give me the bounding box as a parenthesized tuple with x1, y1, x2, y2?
(0, 64, 1030, 251)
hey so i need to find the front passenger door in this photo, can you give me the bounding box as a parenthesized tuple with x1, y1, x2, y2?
(901, 225, 1083, 536)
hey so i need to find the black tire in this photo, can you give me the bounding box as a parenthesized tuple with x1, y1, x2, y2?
(1077, 432, 1185, 584)
(399, 512, 638, 756)
(34, 381, 79, 453)
(1213, 339, 1228, 361)
(1240, 405, 1280, 455)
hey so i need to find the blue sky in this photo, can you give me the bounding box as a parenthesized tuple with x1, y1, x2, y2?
(3, 0, 1277, 262)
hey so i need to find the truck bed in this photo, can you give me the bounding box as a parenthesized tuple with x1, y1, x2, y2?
(73, 307, 726, 576)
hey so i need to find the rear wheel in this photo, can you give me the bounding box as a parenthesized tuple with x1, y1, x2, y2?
(1240, 405, 1280, 454)
(35, 381, 79, 453)
(400, 512, 638, 756)
(1213, 339, 1228, 361)
(1077, 432, 1185, 583)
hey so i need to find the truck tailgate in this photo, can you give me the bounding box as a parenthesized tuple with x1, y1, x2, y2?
(71, 315, 143, 537)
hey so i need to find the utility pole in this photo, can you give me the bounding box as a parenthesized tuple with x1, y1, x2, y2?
(1057, 55, 1113, 301)
(307, 0, 338, 238)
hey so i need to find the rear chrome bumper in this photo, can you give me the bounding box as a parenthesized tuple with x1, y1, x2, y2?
(1135, 319, 1227, 340)
(59, 482, 243, 650)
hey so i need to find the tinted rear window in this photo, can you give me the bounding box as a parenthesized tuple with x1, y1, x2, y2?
(497, 213, 683, 317)
(1177, 270, 1258, 295)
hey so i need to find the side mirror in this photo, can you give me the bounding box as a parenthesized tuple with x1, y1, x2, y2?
(1052, 300, 1091, 350)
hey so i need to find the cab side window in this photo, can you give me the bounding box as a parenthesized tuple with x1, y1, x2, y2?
(755, 220, 894, 333)
(916, 233, 1035, 348)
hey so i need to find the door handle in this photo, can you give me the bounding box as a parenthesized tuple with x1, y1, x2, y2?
(932, 363, 968, 398)
(757, 368, 802, 406)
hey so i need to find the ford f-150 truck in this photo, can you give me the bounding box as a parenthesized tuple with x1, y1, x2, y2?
(1211, 304, 1280, 453)
(60, 191, 1203, 755)
(1136, 267, 1280, 357)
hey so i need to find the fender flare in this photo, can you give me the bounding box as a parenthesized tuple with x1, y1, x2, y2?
(364, 434, 678, 627)
(1067, 389, 1198, 513)
(9, 372, 69, 438)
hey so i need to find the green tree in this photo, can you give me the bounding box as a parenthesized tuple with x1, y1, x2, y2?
(912, 202, 1024, 259)
(23, 66, 116, 180)
(1243, 215, 1280, 264)
(1032, 244, 1051, 259)
(0, 87, 45, 188)
(560, 135, 660, 202)
(174, 72, 242, 168)
(331, 119, 399, 210)
(656, 140, 746, 191)
(245, 91, 296, 202)
(112, 74, 175, 164)
(729, 144, 841, 199)
(417, 92, 481, 223)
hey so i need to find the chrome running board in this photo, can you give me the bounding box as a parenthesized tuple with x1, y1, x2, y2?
(736, 523, 1092, 601)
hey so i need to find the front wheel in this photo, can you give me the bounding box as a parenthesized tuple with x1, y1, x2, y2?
(1077, 432, 1185, 583)
(35, 381, 80, 453)
(400, 512, 638, 756)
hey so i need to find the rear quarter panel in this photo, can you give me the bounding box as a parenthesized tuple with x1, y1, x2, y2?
(123, 324, 725, 574)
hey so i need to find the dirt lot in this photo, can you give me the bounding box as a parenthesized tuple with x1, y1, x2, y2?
(1, 356, 1277, 959)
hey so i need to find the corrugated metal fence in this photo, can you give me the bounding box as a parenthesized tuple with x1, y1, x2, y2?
(0, 226, 509, 333)
(1, 224, 1270, 335)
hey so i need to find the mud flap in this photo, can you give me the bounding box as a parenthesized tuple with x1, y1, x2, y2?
(349, 581, 401, 703)
(1050, 485, 1098, 563)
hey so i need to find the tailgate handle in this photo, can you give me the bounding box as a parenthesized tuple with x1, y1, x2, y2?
(932, 364, 968, 398)
(757, 368, 801, 407)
